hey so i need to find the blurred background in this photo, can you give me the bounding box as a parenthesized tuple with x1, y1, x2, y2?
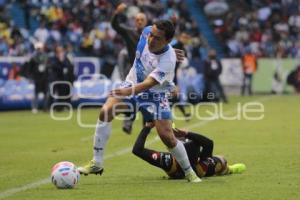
(0, 0, 299, 111)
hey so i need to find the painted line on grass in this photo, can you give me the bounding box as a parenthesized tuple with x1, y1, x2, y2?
(0, 96, 271, 199)
(0, 137, 160, 200)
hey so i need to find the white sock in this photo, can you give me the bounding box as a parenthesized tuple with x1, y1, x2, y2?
(169, 140, 193, 176)
(93, 120, 112, 166)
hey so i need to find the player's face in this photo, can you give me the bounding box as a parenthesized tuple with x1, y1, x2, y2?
(148, 25, 169, 53)
(135, 13, 147, 31)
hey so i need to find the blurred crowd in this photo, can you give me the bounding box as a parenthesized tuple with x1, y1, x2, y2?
(200, 0, 300, 58)
(0, 0, 299, 58)
(1, 0, 216, 112)
(0, 0, 299, 112)
(0, 0, 204, 59)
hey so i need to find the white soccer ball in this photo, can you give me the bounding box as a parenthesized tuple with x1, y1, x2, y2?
(51, 161, 80, 189)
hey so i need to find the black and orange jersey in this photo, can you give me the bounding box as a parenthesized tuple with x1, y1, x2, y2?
(132, 127, 228, 179)
(166, 155, 228, 179)
(165, 132, 226, 179)
(164, 154, 185, 179)
(165, 133, 228, 178)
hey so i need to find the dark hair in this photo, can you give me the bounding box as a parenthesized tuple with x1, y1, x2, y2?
(154, 20, 175, 41)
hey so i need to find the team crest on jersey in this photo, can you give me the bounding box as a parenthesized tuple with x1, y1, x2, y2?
(146, 105, 155, 114)
(155, 71, 166, 80)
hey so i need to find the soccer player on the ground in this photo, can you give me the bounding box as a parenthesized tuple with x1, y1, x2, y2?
(78, 20, 201, 182)
(132, 122, 246, 179)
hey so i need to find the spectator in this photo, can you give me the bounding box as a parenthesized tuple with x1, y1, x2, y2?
(241, 48, 258, 96)
(177, 57, 203, 105)
(27, 42, 49, 113)
(8, 63, 21, 81)
(271, 46, 285, 94)
(189, 46, 205, 96)
(111, 3, 147, 69)
(45, 45, 74, 111)
(98, 26, 118, 78)
(34, 22, 49, 43)
(0, 35, 8, 56)
(171, 32, 193, 117)
(204, 49, 228, 103)
(172, 32, 190, 84)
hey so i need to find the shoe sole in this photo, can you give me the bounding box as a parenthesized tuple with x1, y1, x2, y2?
(79, 168, 104, 176)
(188, 178, 202, 183)
(189, 180, 202, 183)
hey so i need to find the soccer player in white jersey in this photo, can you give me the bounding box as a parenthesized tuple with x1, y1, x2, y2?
(78, 20, 201, 183)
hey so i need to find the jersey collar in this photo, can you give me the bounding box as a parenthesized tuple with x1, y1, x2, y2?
(152, 45, 169, 55)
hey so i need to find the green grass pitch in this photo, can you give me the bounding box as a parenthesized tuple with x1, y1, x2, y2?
(0, 95, 299, 200)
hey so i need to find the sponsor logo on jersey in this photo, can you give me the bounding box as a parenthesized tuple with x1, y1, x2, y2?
(151, 153, 158, 160)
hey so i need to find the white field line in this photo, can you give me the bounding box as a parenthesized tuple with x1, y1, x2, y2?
(0, 97, 271, 199)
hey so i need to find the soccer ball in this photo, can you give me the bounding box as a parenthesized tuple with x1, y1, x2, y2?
(51, 161, 80, 189)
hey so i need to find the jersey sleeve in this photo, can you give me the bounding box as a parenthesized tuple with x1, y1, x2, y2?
(149, 49, 176, 85)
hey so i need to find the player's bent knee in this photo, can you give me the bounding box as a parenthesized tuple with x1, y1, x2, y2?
(159, 133, 177, 148)
(99, 107, 113, 122)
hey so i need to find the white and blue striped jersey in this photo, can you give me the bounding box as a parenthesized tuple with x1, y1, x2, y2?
(125, 26, 176, 93)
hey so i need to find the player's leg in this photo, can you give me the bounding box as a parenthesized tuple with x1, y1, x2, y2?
(248, 74, 253, 95)
(155, 119, 201, 183)
(241, 73, 246, 96)
(31, 81, 39, 113)
(122, 113, 135, 134)
(215, 79, 228, 103)
(78, 96, 129, 175)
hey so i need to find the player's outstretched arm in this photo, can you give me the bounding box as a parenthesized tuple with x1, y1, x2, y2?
(110, 76, 159, 97)
(132, 126, 152, 157)
(132, 124, 173, 170)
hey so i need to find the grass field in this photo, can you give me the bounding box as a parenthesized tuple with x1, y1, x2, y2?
(0, 95, 300, 200)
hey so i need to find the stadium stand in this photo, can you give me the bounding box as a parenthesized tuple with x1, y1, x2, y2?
(0, 0, 299, 110)
(199, 0, 300, 58)
(0, 0, 205, 110)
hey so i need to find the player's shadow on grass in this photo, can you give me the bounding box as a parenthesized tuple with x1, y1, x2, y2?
(81, 174, 229, 186)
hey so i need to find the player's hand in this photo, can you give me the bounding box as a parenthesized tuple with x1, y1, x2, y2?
(115, 3, 127, 14)
(174, 48, 185, 63)
(170, 86, 179, 98)
(109, 87, 133, 97)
